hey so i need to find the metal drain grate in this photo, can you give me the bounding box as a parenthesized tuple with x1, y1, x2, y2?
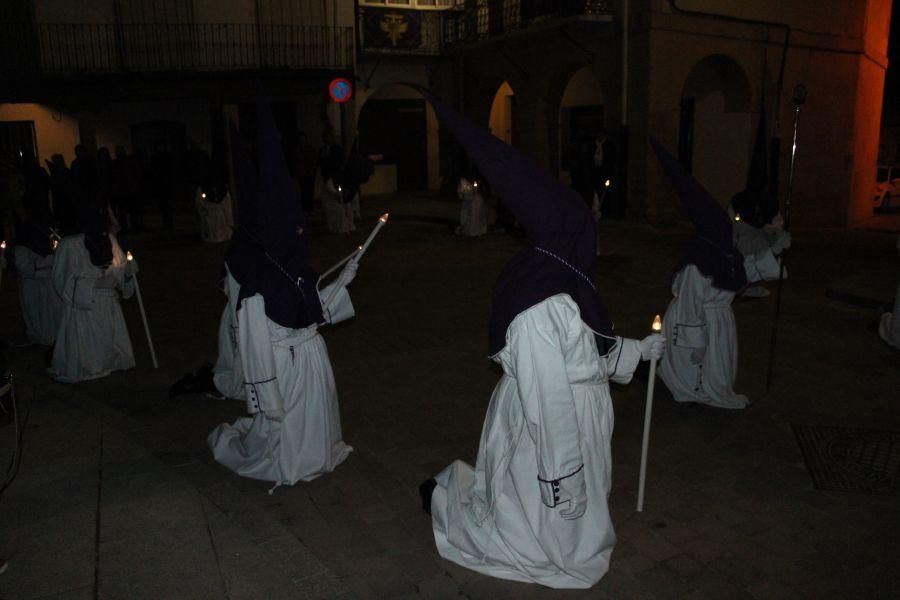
(793, 424, 900, 496)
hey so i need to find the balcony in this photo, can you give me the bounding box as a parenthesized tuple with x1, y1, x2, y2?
(0, 21, 354, 79)
(442, 0, 612, 46)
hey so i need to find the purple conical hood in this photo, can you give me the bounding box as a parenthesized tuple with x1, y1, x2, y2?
(255, 83, 308, 264)
(649, 137, 734, 251)
(649, 137, 747, 291)
(228, 120, 258, 233)
(223, 84, 323, 329)
(412, 85, 613, 354)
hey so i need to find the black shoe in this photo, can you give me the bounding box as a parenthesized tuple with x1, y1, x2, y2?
(419, 478, 437, 515)
(169, 363, 216, 398)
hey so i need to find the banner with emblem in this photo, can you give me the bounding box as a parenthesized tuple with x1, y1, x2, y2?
(362, 7, 423, 50)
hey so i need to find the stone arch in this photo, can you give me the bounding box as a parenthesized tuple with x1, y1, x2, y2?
(555, 65, 606, 187)
(355, 82, 438, 192)
(488, 80, 517, 147)
(679, 54, 754, 205)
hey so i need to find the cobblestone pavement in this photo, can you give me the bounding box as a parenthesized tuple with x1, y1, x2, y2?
(1, 194, 899, 599)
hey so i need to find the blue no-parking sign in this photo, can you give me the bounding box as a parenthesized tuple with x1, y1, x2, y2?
(329, 78, 353, 103)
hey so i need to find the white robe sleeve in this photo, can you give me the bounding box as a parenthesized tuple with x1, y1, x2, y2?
(508, 298, 584, 508)
(108, 236, 135, 300)
(605, 337, 643, 385)
(743, 248, 782, 283)
(51, 238, 85, 305)
(671, 266, 708, 351)
(14, 247, 38, 279)
(318, 278, 355, 325)
(236, 295, 284, 415)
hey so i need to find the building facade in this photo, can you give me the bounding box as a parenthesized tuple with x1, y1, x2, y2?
(1, 0, 893, 228)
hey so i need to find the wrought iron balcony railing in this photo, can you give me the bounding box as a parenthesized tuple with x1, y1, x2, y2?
(0, 21, 354, 78)
(442, 0, 611, 46)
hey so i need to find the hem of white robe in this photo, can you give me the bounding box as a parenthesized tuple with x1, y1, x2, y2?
(207, 421, 353, 485)
(47, 362, 134, 384)
(430, 466, 602, 590)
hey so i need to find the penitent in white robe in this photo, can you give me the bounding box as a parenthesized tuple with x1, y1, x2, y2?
(322, 179, 355, 234)
(47, 234, 135, 383)
(733, 218, 787, 297)
(456, 178, 488, 237)
(194, 187, 234, 243)
(657, 251, 781, 409)
(207, 268, 355, 485)
(430, 294, 642, 589)
(14, 246, 63, 345)
(878, 235, 900, 348)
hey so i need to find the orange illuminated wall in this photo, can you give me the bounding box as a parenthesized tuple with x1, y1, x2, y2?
(848, 0, 892, 225)
(0, 103, 80, 164)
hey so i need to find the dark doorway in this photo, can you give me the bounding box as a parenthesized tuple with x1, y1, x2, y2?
(358, 98, 427, 191)
(0, 121, 37, 160)
(559, 104, 604, 171)
(678, 98, 695, 172)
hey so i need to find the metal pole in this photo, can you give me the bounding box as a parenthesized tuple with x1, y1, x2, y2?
(764, 84, 805, 394)
(131, 271, 159, 369)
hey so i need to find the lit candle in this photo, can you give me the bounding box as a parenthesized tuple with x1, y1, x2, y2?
(735, 214, 741, 222)
(126, 251, 134, 262)
(637, 314, 662, 512)
(201, 192, 207, 199)
(604, 179, 611, 188)
(0, 240, 6, 258)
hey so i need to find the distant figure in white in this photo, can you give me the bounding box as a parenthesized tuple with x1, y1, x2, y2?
(319, 132, 354, 234)
(194, 184, 234, 243)
(729, 190, 791, 298)
(878, 234, 900, 348)
(420, 92, 665, 589)
(48, 205, 137, 382)
(456, 176, 488, 236)
(13, 222, 63, 345)
(208, 89, 356, 488)
(651, 140, 786, 409)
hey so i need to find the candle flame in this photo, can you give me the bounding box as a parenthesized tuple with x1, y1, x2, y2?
(201, 192, 207, 199)
(473, 181, 479, 188)
(380, 213, 389, 223)
(51, 239, 59, 250)
(0, 240, 5, 250)
(604, 179, 611, 187)
(337, 186, 342, 192)
(735, 214, 741, 222)
(357, 245, 363, 251)
(652, 314, 662, 332)
(126, 251, 134, 262)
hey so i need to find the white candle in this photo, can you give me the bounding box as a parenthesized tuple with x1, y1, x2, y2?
(126, 250, 158, 369)
(319, 245, 362, 282)
(352, 213, 389, 264)
(637, 314, 662, 512)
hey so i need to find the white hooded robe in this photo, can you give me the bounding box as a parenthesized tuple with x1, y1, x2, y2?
(207, 267, 355, 485)
(47, 234, 135, 383)
(430, 294, 642, 589)
(658, 250, 781, 409)
(456, 177, 488, 237)
(14, 246, 63, 345)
